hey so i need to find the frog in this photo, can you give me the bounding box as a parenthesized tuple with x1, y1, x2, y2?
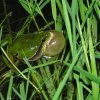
(8, 30, 65, 61)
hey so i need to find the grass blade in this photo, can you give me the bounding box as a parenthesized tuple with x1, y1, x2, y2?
(71, 0, 77, 56)
(0, 93, 4, 100)
(77, 16, 91, 72)
(20, 82, 26, 100)
(51, 0, 56, 23)
(7, 75, 13, 100)
(88, 19, 99, 100)
(62, 0, 73, 57)
(53, 47, 82, 100)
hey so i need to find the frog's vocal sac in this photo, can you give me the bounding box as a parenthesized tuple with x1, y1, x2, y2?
(8, 30, 65, 61)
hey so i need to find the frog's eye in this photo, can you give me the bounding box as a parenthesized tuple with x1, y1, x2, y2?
(42, 37, 46, 43)
(41, 33, 49, 42)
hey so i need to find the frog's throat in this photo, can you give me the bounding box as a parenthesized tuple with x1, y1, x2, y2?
(42, 32, 53, 53)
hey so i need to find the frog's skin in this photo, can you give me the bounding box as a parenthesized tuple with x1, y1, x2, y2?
(8, 30, 65, 61)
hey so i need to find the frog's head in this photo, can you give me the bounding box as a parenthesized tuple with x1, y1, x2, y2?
(29, 30, 65, 61)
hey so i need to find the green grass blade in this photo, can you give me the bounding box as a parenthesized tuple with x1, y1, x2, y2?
(62, 0, 73, 56)
(74, 74, 84, 100)
(91, 15, 98, 45)
(42, 58, 56, 98)
(0, 93, 4, 100)
(38, 0, 50, 10)
(74, 66, 100, 85)
(25, 70, 30, 100)
(7, 75, 13, 100)
(51, 0, 56, 24)
(71, 0, 77, 57)
(65, 62, 100, 85)
(18, 0, 31, 14)
(88, 19, 99, 100)
(78, 0, 85, 21)
(29, 90, 36, 100)
(86, 93, 92, 100)
(53, 47, 82, 100)
(94, 2, 100, 19)
(81, 0, 95, 29)
(1, 47, 40, 93)
(13, 87, 22, 99)
(95, 51, 100, 59)
(82, 84, 91, 93)
(56, 0, 64, 19)
(55, 14, 63, 31)
(20, 82, 26, 100)
(77, 16, 91, 72)
(23, 58, 48, 100)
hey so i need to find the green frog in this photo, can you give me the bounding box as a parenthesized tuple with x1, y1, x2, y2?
(8, 30, 65, 61)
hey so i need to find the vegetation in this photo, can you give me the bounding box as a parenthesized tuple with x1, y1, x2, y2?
(0, 0, 100, 100)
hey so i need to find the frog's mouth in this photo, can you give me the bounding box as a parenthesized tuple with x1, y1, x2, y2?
(29, 45, 43, 61)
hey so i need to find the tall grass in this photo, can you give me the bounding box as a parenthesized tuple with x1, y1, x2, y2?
(0, 0, 100, 100)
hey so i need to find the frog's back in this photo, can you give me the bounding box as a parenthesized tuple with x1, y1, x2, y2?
(8, 34, 44, 59)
